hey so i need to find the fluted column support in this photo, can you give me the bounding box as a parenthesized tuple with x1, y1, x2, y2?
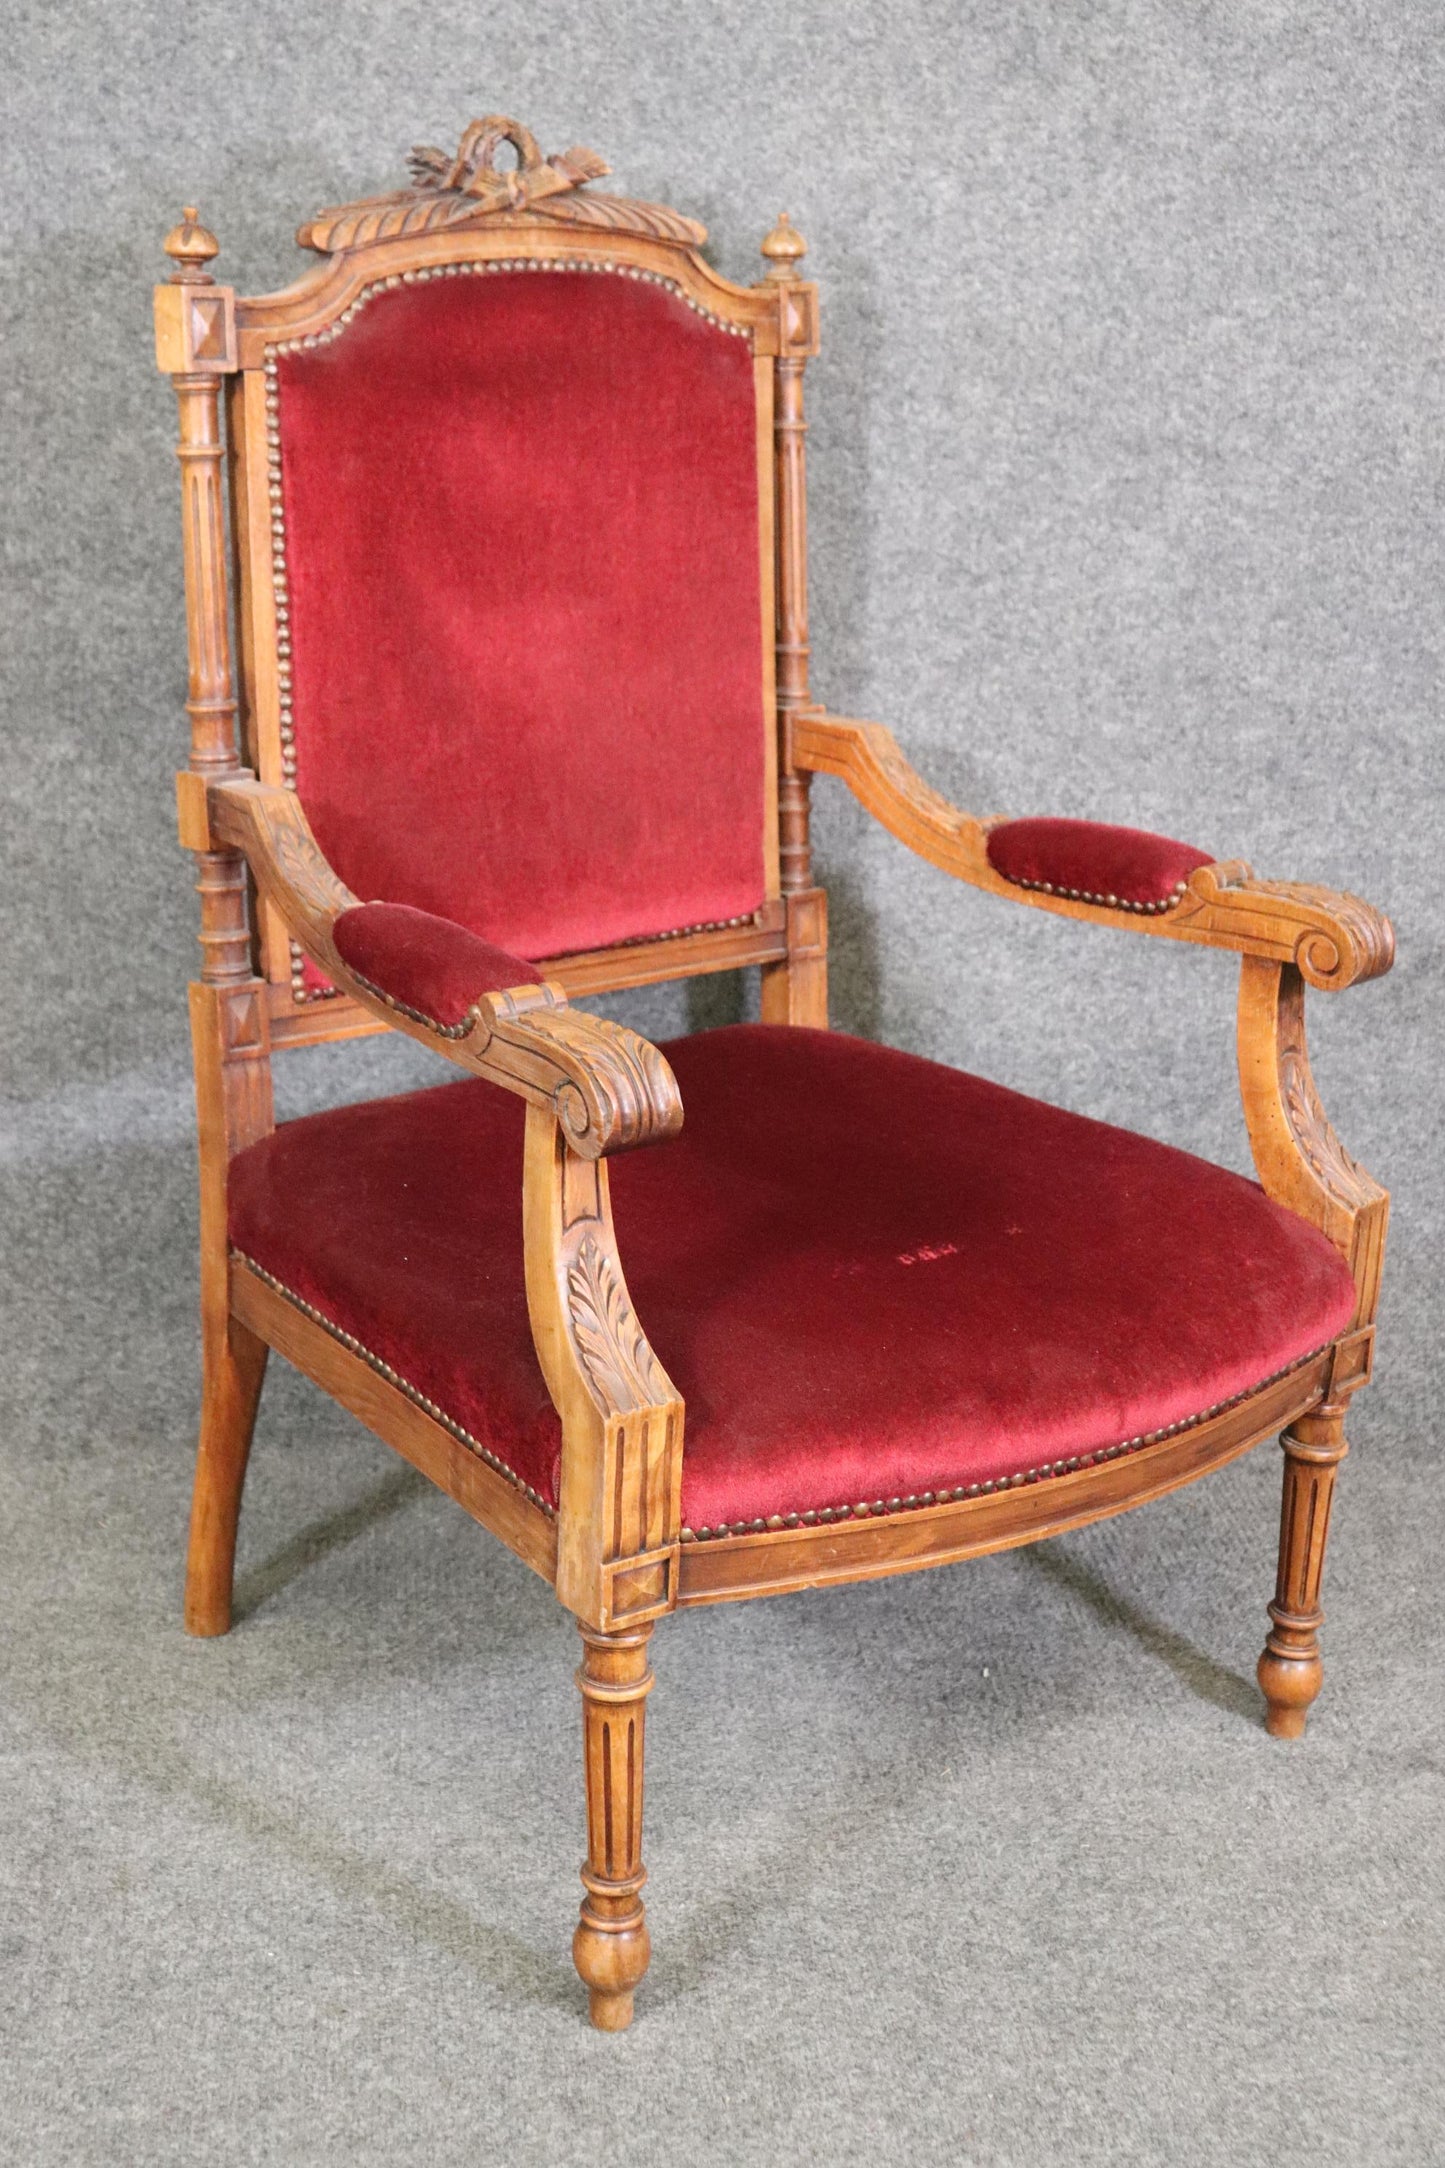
(573, 1622, 655, 2030)
(1258, 1406, 1349, 1737)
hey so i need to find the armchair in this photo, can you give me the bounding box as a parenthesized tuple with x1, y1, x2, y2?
(155, 118, 1393, 2032)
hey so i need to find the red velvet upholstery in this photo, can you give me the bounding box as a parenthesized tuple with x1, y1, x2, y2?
(274, 270, 767, 963)
(333, 902, 536, 1030)
(987, 817, 1214, 911)
(228, 1026, 1356, 1531)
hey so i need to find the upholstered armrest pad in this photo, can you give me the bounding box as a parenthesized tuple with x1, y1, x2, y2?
(333, 902, 538, 1033)
(201, 776, 683, 1155)
(790, 712, 1391, 988)
(986, 818, 1214, 914)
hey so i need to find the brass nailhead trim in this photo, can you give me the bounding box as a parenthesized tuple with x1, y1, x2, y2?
(233, 1250, 555, 1516)
(288, 948, 341, 1005)
(345, 966, 487, 1040)
(345, 913, 762, 1033)
(677, 1345, 1331, 1542)
(264, 259, 751, 1002)
(264, 259, 751, 363)
(1004, 873, 1192, 915)
(644, 911, 755, 942)
(552, 909, 759, 961)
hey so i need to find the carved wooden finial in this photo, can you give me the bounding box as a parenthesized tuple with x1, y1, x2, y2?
(164, 207, 220, 284)
(761, 211, 806, 281)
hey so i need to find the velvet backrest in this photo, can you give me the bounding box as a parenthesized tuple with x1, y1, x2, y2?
(266, 262, 772, 977)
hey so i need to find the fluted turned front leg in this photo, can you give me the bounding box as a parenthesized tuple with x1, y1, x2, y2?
(574, 1623, 654, 2030)
(1258, 1409, 1349, 1738)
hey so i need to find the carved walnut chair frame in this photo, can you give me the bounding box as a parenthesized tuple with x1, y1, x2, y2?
(155, 118, 1392, 2030)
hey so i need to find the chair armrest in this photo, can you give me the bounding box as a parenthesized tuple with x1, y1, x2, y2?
(203, 775, 683, 1158)
(791, 710, 1394, 992)
(332, 901, 539, 1033)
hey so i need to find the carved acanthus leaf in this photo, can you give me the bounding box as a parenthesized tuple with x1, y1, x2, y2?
(1278, 1045, 1376, 1213)
(566, 1232, 670, 1416)
(209, 779, 359, 935)
(266, 798, 357, 922)
(299, 114, 706, 255)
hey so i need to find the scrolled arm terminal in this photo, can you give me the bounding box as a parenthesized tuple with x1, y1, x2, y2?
(789, 710, 1394, 993)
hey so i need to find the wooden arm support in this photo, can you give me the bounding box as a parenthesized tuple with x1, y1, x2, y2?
(181, 769, 687, 1623)
(187, 773, 683, 1160)
(790, 711, 1395, 993)
(1237, 957, 1388, 1333)
(525, 1107, 685, 1630)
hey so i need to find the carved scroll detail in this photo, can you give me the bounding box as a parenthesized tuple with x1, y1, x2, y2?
(1254, 878, 1396, 991)
(208, 777, 682, 1159)
(299, 114, 706, 254)
(792, 710, 1396, 991)
(567, 1234, 671, 1416)
(520, 1006, 683, 1158)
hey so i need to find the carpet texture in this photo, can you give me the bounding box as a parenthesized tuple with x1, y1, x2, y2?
(2, 4, 1442, 2163)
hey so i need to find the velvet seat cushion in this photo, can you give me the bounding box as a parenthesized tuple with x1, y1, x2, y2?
(987, 818, 1215, 911)
(228, 1025, 1357, 1535)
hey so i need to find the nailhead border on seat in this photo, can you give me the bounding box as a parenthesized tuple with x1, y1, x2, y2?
(676, 1343, 1330, 1540)
(235, 1230, 1328, 1541)
(232, 1249, 556, 1515)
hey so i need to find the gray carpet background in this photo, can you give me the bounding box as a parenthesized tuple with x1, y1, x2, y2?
(2, 4, 1442, 2162)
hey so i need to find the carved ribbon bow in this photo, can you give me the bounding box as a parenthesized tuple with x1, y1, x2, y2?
(407, 116, 609, 212)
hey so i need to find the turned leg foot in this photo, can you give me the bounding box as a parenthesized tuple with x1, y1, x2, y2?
(184, 1317, 267, 1637)
(1258, 1409, 1348, 1739)
(574, 1622, 654, 2031)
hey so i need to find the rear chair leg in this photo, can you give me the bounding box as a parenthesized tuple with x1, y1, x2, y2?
(1258, 1408, 1348, 1738)
(574, 1623, 654, 2030)
(184, 1315, 268, 1637)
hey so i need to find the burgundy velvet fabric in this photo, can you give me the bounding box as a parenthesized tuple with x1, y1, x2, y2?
(228, 1027, 1356, 1526)
(296, 952, 338, 1001)
(987, 817, 1214, 906)
(333, 902, 535, 1028)
(275, 271, 767, 961)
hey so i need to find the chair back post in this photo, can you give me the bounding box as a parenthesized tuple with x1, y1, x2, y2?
(757, 215, 828, 1025)
(156, 211, 275, 1342)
